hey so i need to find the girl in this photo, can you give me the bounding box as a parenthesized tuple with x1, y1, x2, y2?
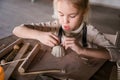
(13, 0, 119, 79)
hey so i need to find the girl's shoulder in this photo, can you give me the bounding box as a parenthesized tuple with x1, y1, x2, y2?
(86, 23, 101, 42)
(86, 23, 99, 35)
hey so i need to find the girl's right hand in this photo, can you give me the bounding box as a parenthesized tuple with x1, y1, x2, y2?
(37, 32, 59, 47)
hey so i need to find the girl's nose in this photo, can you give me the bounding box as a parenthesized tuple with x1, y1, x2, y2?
(63, 16, 69, 24)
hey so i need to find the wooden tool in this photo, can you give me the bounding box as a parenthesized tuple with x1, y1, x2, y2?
(5, 43, 30, 80)
(18, 44, 65, 75)
(0, 38, 23, 59)
(0, 45, 20, 65)
(18, 44, 40, 74)
(19, 69, 65, 75)
(0, 58, 26, 66)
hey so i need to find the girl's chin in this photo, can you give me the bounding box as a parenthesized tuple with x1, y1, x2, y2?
(63, 29, 71, 33)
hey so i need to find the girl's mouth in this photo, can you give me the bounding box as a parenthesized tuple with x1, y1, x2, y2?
(64, 26, 70, 30)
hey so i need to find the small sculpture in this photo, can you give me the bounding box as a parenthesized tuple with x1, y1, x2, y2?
(51, 27, 65, 57)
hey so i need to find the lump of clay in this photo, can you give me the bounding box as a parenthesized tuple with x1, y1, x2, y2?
(51, 45, 65, 57)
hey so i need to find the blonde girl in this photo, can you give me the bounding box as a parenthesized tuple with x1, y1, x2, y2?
(13, 0, 119, 79)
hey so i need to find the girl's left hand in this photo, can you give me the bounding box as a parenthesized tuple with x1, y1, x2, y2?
(62, 36, 82, 54)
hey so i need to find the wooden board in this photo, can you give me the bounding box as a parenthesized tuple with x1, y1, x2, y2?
(5, 43, 30, 80)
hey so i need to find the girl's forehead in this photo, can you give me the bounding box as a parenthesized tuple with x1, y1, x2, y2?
(57, 1, 79, 13)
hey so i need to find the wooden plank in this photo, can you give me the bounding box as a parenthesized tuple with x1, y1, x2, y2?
(18, 43, 63, 75)
(0, 38, 23, 59)
(5, 43, 30, 80)
(18, 44, 40, 74)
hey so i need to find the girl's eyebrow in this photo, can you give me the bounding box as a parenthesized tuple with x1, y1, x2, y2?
(58, 11, 63, 14)
(58, 11, 78, 15)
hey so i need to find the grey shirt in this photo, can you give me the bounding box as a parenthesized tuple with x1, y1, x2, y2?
(23, 20, 120, 62)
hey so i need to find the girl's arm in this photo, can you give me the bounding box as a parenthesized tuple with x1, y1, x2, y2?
(63, 36, 110, 59)
(13, 24, 42, 40)
(85, 24, 120, 61)
(13, 21, 60, 47)
(77, 47, 110, 59)
(63, 24, 118, 60)
(79, 24, 110, 59)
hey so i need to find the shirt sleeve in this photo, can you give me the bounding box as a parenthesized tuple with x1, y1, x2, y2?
(87, 24, 120, 62)
(22, 20, 60, 32)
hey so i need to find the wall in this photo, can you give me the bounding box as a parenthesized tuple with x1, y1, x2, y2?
(90, 0, 120, 9)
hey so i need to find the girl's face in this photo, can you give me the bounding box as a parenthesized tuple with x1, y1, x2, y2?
(57, 1, 84, 32)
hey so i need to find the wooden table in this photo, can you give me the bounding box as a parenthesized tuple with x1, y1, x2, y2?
(0, 35, 114, 80)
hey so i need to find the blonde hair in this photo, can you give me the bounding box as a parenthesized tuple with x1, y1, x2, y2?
(52, 0, 90, 22)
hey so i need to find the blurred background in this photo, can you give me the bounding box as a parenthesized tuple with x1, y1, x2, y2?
(0, 0, 120, 39)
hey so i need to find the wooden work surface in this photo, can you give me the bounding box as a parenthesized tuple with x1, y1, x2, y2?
(0, 35, 110, 80)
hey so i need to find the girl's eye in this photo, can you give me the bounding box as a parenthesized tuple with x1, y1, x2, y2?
(70, 15, 76, 18)
(60, 15, 64, 16)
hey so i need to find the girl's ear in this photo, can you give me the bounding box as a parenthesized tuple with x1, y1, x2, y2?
(82, 8, 89, 23)
(83, 8, 88, 15)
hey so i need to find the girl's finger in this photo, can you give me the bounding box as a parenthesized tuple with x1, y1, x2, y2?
(49, 38, 58, 46)
(64, 40, 75, 45)
(50, 41, 56, 47)
(47, 40, 55, 47)
(50, 33, 59, 42)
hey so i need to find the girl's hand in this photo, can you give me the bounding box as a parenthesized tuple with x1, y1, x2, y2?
(37, 32, 59, 47)
(62, 36, 82, 54)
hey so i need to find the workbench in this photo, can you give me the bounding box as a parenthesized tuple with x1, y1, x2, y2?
(0, 35, 115, 80)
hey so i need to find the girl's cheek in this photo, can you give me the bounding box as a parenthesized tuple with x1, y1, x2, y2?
(58, 17, 64, 25)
